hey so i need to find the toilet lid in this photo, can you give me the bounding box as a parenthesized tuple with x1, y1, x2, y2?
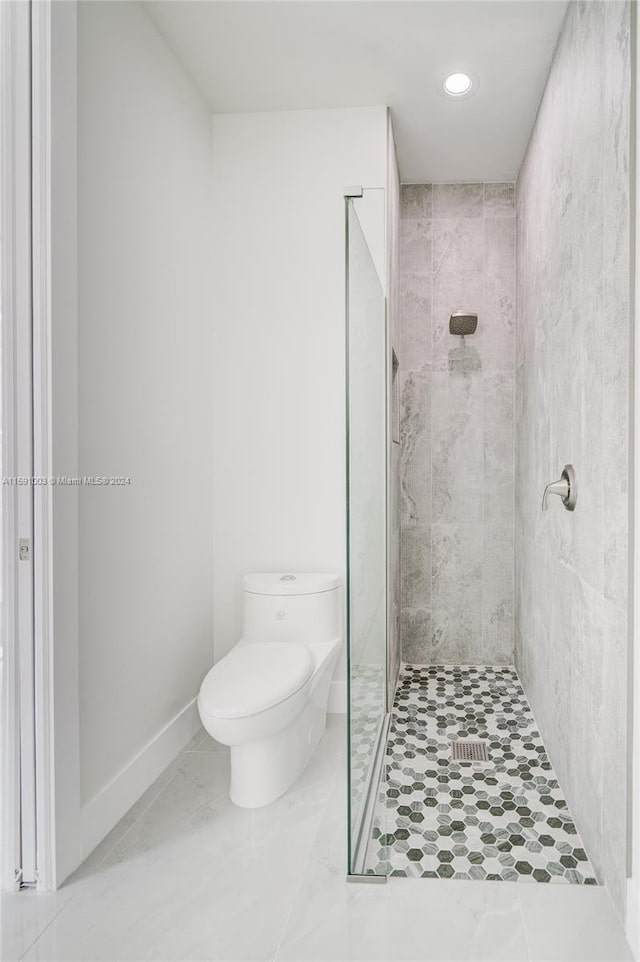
(199, 642, 314, 719)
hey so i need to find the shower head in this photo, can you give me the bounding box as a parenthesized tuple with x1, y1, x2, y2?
(449, 312, 478, 336)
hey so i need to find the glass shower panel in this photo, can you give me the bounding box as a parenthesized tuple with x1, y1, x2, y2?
(346, 192, 388, 877)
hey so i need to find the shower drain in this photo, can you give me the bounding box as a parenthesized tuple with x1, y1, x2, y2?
(450, 739, 490, 763)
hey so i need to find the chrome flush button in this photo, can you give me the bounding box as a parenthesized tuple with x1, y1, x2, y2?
(280, 574, 296, 582)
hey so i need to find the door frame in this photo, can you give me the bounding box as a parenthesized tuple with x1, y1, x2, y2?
(31, 0, 82, 891)
(0, 0, 35, 892)
(630, 1, 640, 952)
(1, 0, 81, 893)
(0, 0, 55, 893)
(30, 0, 56, 893)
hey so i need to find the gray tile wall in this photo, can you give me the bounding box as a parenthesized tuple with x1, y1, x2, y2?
(515, 1, 630, 916)
(400, 183, 516, 665)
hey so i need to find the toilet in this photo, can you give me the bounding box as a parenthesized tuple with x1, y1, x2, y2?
(197, 572, 342, 808)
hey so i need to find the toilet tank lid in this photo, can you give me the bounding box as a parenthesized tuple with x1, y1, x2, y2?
(243, 572, 340, 596)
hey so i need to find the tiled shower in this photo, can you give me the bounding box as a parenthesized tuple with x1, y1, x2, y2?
(381, 0, 630, 918)
(399, 182, 516, 666)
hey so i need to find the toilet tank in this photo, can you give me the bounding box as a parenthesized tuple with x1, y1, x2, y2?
(242, 573, 342, 645)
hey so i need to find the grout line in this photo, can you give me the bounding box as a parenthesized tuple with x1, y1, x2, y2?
(18, 896, 75, 961)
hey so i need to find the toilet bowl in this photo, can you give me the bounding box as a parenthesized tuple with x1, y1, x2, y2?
(197, 572, 342, 808)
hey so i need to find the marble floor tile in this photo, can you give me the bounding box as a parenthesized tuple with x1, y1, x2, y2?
(0, 890, 72, 962)
(4, 709, 633, 962)
(383, 879, 529, 962)
(518, 883, 633, 961)
(181, 725, 228, 753)
(20, 719, 345, 962)
(278, 817, 529, 962)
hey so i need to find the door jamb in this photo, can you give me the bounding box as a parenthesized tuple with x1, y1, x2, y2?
(31, 0, 56, 893)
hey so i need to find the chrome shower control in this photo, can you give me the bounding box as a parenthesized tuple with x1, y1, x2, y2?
(542, 464, 577, 512)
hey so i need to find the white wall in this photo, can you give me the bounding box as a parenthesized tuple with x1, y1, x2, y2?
(77, 0, 213, 829)
(210, 108, 388, 688)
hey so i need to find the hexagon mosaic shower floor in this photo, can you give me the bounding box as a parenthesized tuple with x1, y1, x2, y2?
(364, 664, 598, 884)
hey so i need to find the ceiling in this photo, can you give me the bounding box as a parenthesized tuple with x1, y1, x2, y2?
(145, 0, 568, 183)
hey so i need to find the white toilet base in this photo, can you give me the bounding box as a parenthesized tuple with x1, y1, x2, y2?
(229, 664, 334, 808)
(198, 623, 341, 809)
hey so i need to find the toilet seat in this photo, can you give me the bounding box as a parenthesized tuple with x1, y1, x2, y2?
(199, 642, 314, 720)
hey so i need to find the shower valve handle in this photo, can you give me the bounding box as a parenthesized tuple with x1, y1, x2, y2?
(542, 465, 577, 512)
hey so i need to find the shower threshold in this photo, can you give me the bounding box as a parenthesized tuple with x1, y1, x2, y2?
(364, 664, 597, 884)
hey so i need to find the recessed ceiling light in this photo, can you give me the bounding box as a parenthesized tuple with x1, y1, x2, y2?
(444, 72, 473, 97)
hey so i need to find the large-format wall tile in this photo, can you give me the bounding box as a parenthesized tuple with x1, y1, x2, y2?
(484, 466, 514, 530)
(400, 607, 431, 663)
(400, 524, 430, 610)
(482, 523, 514, 664)
(516, 0, 630, 919)
(430, 602, 482, 665)
(432, 216, 484, 276)
(432, 467, 482, 524)
(400, 368, 430, 525)
(401, 183, 432, 221)
(515, 536, 552, 702)
(484, 373, 514, 475)
(602, 3, 631, 613)
(400, 181, 516, 668)
(432, 522, 483, 606)
(400, 217, 431, 370)
(602, 279, 629, 609)
(432, 218, 484, 368)
(400, 218, 430, 283)
(431, 522, 483, 662)
(484, 182, 515, 218)
(484, 218, 515, 371)
(539, 557, 578, 791)
(601, 598, 629, 912)
(518, 344, 552, 548)
(547, 289, 604, 593)
(432, 183, 483, 219)
(431, 369, 483, 474)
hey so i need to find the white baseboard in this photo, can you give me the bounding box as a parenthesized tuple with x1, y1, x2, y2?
(328, 679, 346, 714)
(627, 879, 640, 959)
(81, 698, 201, 861)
